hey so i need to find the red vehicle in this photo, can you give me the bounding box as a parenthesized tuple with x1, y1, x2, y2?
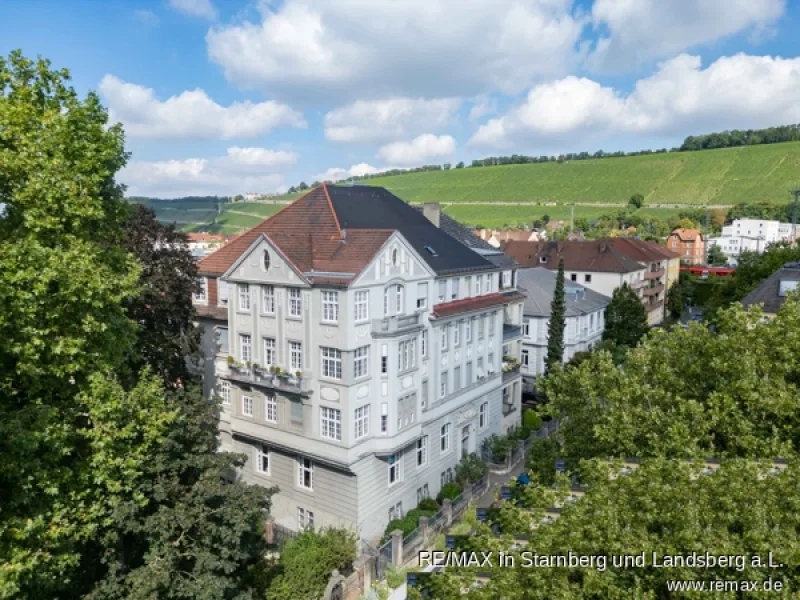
(680, 266, 736, 279)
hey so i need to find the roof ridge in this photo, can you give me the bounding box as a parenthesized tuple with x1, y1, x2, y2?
(322, 183, 344, 239)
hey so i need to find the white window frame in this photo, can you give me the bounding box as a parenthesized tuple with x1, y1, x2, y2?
(381, 403, 388, 434)
(440, 423, 451, 453)
(320, 406, 342, 441)
(354, 290, 369, 322)
(478, 315, 485, 339)
(298, 507, 314, 530)
(479, 401, 488, 430)
(475, 276, 482, 295)
(265, 394, 277, 423)
(502, 271, 512, 287)
(263, 337, 276, 368)
(421, 329, 427, 358)
(416, 282, 428, 309)
(193, 277, 208, 304)
(437, 280, 446, 302)
(354, 405, 370, 440)
(242, 395, 253, 417)
(298, 457, 314, 490)
(523, 321, 530, 336)
(322, 290, 339, 323)
(440, 371, 448, 399)
(440, 326, 448, 352)
(238, 283, 250, 311)
(416, 436, 428, 467)
(353, 346, 369, 379)
(465, 319, 472, 342)
(262, 285, 275, 314)
(395, 284, 403, 315)
(453, 322, 460, 347)
(256, 445, 270, 474)
(240, 334, 252, 364)
(289, 341, 302, 371)
(219, 380, 231, 405)
(522, 349, 529, 367)
(451, 278, 459, 300)
(218, 280, 229, 305)
(384, 288, 389, 315)
(398, 338, 416, 372)
(388, 454, 401, 486)
(321, 347, 342, 380)
(288, 288, 302, 317)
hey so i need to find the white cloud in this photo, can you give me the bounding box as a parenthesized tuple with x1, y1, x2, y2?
(119, 147, 297, 197)
(313, 163, 382, 182)
(587, 0, 785, 72)
(468, 95, 498, 121)
(470, 53, 800, 149)
(133, 9, 159, 26)
(324, 97, 460, 144)
(99, 75, 305, 140)
(206, 0, 585, 101)
(378, 134, 456, 166)
(169, 0, 217, 20)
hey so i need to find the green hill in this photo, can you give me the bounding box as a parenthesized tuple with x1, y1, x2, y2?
(131, 142, 800, 233)
(361, 142, 800, 206)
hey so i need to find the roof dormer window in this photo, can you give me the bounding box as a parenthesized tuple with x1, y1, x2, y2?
(539, 256, 548, 264)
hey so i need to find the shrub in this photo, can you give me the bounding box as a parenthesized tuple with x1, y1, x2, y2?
(455, 453, 487, 485)
(436, 482, 462, 503)
(482, 434, 514, 461)
(523, 408, 543, 431)
(386, 565, 406, 589)
(382, 505, 438, 541)
(417, 497, 440, 512)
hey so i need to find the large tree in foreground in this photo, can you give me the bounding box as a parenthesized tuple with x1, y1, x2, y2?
(602, 283, 648, 348)
(544, 259, 566, 376)
(0, 51, 273, 600)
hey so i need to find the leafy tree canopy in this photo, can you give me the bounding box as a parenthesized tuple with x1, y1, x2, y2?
(602, 283, 648, 348)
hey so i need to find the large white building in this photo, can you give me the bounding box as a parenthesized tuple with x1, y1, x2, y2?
(515, 268, 610, 390)
(709, 218, 797, 265)
(192, 186, 524, 542)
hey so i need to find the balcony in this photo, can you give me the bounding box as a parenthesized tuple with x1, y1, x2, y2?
(226, 363, 313, 396)
(646, 299, 664, 312)
(502, 323, 522, 342)
(371, 312, 423, 337)
(502, 357, 521, 383)
(644, 268, 665, 280)
(643, 284, 664, 297)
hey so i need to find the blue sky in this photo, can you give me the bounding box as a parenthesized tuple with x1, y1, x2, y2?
(1, 0, 799, 198)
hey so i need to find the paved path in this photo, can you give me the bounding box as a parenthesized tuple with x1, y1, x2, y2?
(476, 456, 530, 507)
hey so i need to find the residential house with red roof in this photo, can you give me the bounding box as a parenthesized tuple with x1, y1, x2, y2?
(667, 228, 706, 265)
(192, 185, 524, 542)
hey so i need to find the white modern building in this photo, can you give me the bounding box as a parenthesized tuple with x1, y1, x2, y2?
(192, 186, 524, 542)
(515, 268, 610, 391)
(709, 218, 797, 265)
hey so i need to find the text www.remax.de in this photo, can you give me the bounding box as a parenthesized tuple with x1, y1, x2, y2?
(666, 579, 785, 593)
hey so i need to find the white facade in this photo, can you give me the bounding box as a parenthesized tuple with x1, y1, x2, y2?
(212, 233, 522, 542)
(561, 268, 646, 299)
(709, 219, 797, 264)
(520, 305, 606, 378)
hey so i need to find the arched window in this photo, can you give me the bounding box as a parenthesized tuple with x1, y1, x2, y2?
(391, 247, 399, 267)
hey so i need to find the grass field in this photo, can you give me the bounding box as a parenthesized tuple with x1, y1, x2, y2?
(134, 142, 800, 233)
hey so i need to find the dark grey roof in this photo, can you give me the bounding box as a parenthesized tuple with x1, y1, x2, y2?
(411, 205, 517, 269)
(328, 186, 495, 275)
(741, 261, 800, 314)
(516, 267, 611, 318)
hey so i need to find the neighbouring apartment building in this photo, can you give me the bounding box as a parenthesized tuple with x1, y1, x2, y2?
(708, 218, 797, 265)
(502, 239, 678, 326)
(187, 232, 228, 259)
(667, 228, 705, 265)
(191, 185, 524, 542)
(515, 268, 610, 392)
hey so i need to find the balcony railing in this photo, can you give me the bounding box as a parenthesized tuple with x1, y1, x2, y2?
(502, 323, 522, 341)
(646, 299, 665, 312)
(227, 363, 313, 395)
(372, 312, 423, 336)
(643, 284, 664, 297)
(644, 268, 665, 280)
(502, 357, 521, 383)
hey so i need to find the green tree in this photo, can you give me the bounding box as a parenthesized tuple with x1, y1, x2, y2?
(545, 260, 566, 376)
(666, 275, 694, 318)
(264, 528, 357, 600)
(602, 283, 648, 347)
(122, 205, 202, 386)
(455, 161, 465, 168)
(628, 193, 644, 209)
(707, 243, 727, 265)
(455, 453, 487, 485)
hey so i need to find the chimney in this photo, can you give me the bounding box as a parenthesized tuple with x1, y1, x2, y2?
(423, 203, 441, 228)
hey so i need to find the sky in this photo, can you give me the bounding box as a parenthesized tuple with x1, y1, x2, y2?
(2, 0, 800, 198)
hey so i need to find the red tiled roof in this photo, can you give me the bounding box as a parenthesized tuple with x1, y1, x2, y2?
(502, 240, 644, 273)
(188, 232, 227, 242)
(609, 237, 680, 262)
(670, 228, 704, 242)
(432, 292, 510, 318)
(197, 186, 393, 284)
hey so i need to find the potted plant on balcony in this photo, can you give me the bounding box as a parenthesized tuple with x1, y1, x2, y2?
(227, 355, 235, 367)
(252, 363, 265, 379)
(287, 369, 300, 386)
